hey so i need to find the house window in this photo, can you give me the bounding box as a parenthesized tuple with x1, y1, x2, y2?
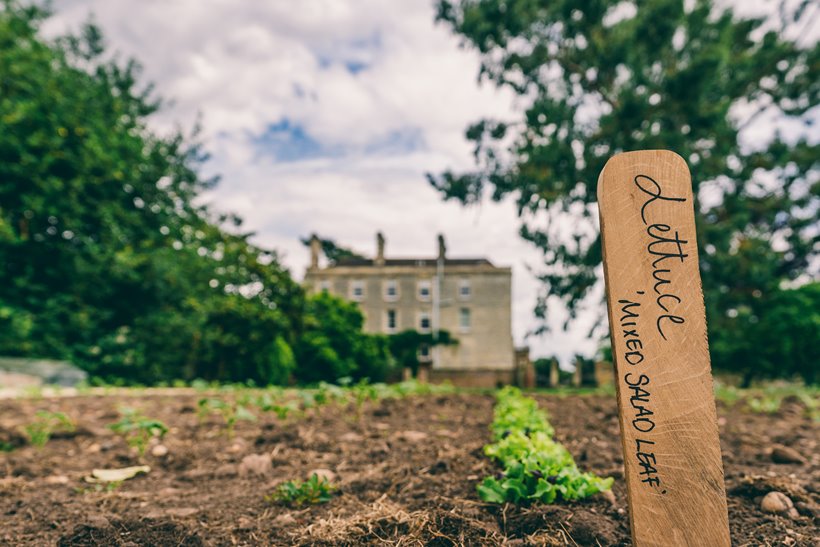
(419, 312, 431, 332)
(384, 279, 398, 301)
(319, 280, 331, 292)
(350, 280, 365, 301)
(459, 308, 471, 332)
(386, 309, 397, 333)
(418, 344, 431, 361)
(417, 280, 431, 301)
(458, 278, 471, 299)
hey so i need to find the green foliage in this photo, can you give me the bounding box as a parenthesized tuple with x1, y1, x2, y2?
(314, 381, 347, 405)
(533, 356, 563, 387)
(108, 407, 168, 456)
(711, 283, 819, 385)
(714, 382, 819, 421)
(433, 0, 819, 381)
(23, 410, 74, 448)
(265, 473, 337, 507)
(255, 391, 300, 419)
(294, 292, 394, 384)
(478, 387, 612, 504)
(0, 2, 304, 384)
(0, 441, 16, 452)
(387, 329, 458, 373)
(197, 397, 256, 436)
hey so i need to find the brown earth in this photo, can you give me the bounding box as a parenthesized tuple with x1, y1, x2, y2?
(0, 391, 817, 546)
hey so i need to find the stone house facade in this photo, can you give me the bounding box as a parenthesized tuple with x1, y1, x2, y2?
(303, 233, 515, 387)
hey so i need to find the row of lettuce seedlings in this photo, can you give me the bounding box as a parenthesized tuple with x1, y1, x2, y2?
(478, 387, 613, 504)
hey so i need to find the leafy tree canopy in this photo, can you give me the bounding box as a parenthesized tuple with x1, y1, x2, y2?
(294, 292, 394, 384)
(432, 0, 818, 380)
(0, 2, 326, 385)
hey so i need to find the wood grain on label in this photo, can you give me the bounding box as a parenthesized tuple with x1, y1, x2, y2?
(598, 150, 730, 547)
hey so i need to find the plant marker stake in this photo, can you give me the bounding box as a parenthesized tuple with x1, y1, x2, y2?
(598, 151, 730, 546)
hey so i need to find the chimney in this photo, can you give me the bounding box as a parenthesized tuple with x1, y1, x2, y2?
(309, 234, 321, 270)
(376, 232, 386, 266)
(437, 233, 446, 261)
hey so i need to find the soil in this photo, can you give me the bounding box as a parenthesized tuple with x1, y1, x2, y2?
(0, 391, 817, 546)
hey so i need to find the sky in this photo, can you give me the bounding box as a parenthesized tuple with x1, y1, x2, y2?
(41, 0, 817, 365)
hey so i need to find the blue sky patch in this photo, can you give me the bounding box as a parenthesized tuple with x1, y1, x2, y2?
(255, 119, 425, 162)
(254, 119, 337, 162)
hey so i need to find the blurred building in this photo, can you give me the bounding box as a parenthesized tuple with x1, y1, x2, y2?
(304, 233, 515, 387)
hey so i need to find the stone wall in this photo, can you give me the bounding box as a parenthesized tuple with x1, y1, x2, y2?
(428, 368, 515, 389)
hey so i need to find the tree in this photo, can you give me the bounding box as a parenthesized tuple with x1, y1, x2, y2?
(387, 329, 458, 375)
(0, 2, 303, 384)
(711, 282, 819, 386)
(294, 292, 394, 384)
(432, 0, 818, 378)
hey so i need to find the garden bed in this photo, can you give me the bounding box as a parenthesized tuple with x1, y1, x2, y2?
(0, 390, 817, 545)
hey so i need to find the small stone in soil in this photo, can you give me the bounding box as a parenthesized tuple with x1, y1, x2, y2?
(44, 475, 69, 485)
(151, 444, 169, 457)
(238, 454, 272, 477)
(395, 430, 428, 443)
(339, 432, 363, 443)
(214, 463, 238, 478)
(770, 445, 806, 465)
(273, 513, 296, 526)
(760, 491, 799, 519)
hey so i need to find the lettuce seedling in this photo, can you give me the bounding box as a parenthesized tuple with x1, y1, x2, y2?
(197, 397, 256, 437)
(109, 408, 168, 456)
(265, 473, 336, 507)
(23, 410, 75, 448)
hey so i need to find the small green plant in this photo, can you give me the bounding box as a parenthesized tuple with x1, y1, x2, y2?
(746, 395, 782, 414)
(314, 382, 346, 406)
(477, 387, 613, 504)
(351, 380, 380, 419)
(265, 473, 336, 506)
(109, 408, 168, 456)
(272, 400, 299, 420)
(20, 385, 44, 400)
(197, 397, 256, 437)
(23, 410, 75, 448)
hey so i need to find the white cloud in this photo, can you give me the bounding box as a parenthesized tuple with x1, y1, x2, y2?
(42, 0, 602, 365)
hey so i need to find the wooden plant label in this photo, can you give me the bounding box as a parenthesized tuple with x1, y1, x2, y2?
(598, 151, 730, 547)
